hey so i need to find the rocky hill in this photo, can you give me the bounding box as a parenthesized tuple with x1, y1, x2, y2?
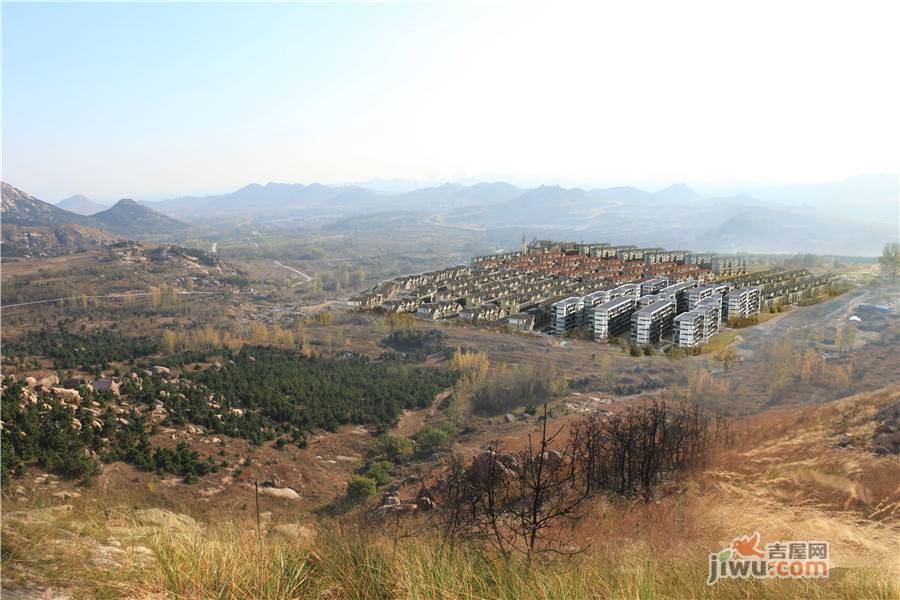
(1, 182, 101, 228)
(1, 223, 118, 257)
(92, 199, 189, 237)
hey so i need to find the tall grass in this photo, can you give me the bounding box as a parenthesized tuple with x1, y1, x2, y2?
(81, 526, 896, 600)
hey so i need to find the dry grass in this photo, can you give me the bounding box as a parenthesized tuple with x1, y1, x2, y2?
(5, 512, 897, 600)
(2, 519, 894, 600)
(4, 387, 899, 599)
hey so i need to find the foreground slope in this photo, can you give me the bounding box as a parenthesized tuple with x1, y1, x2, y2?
(2, 385, 897, 599)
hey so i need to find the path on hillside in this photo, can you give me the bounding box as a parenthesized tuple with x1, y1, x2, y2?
(272, 260, 313, 288)
(732, 289, 869, 358)
(1, 289, 234, 309)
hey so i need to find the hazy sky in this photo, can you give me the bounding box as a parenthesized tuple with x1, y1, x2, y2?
(3, 1, 898, 201)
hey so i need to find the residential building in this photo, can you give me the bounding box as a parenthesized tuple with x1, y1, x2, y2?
(712, 255, 747, 276)
(582, 289, 611, 321)
(724, 287, 761, 321)
(631, 299, 677, 345)
(644, 250, 688, 265)
(640, 277, 669, 296)
(686, 284, 717, 310)
(416, 300, 462, 320)
(610, 283, 640, 299)
(592, 296, 635, 341)
(659, 280, 697, 312)
(673, 309, 706, 348)
(458, 303, 506, 322)
(696, 296, 722, 338)
(551, 296, 584, 335)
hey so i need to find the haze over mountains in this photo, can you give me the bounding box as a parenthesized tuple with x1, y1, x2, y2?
(132, 174, 895, 256)
(4, 174, 896, 256)
(57, 194, 109, 215)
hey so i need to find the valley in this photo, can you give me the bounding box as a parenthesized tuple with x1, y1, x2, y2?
(2, 180, 898, 599)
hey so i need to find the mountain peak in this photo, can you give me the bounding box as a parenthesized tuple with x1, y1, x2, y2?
(93, 198, 188, 236)
(653, 183, 702, 201)
(57, 194, 110, 216)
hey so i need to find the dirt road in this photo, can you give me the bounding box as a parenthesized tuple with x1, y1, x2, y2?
(273, 260, 313, 288)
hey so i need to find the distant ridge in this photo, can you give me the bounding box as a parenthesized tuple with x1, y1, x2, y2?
(57, 194, 109, 215)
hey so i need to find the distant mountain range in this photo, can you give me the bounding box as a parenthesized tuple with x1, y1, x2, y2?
(8, 173, 897, 256)
(1, 184, 189, 253)
(56, 194, 109, 215)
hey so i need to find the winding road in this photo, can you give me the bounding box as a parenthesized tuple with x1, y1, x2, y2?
(273, 260, 313, 288)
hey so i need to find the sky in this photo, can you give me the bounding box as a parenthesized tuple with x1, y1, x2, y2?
(3, 1, 899, 202)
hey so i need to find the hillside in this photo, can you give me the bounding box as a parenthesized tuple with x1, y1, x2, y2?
(1, 182, 101, 228)
(695, 208, 898, 255)
(1, 384, 896, 598)
(1, 223, 118, 257)
(56, 194, 108, 215)
(92, 199, 189, 236)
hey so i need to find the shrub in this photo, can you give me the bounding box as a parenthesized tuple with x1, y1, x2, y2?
(381, 329, 447, 359)
(346, 475, 376, 501)
(362, 461, 395, 485)
(416, 425, 454, 454)
(373, 435, 414, 462)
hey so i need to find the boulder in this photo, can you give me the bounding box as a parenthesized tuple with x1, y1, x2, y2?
(38, 375, 60, 388)
(50, 387, 82, 403)
(874, 433, 896, 454)
(92, 379, 120, 396)
(259, 486, 301, 500)
(133, 508, 200, 532)
(150, 366, 173, 378)
(504, 413, 515, 423)
(52, 491, 81, 500)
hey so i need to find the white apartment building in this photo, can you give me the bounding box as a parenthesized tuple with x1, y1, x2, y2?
(673, 309, 706, 348)
(631, 299, 677, 345)
(712, 255, 747, 276)
(582, 289, 612, 322)
(696, 296, 722, 338)
(610, 283, 640, 299)
(592, 245, 635, 259)
(551, 296, 584, 335)
(644, 250, 689, 265)
(592, 296, 635, 341)
(659, 280, 697, 312)
(640, 277, 669, 296)
(724, 287, 761, 321)
(686, 284, 717, 310)
(638, 294, 662, 308)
